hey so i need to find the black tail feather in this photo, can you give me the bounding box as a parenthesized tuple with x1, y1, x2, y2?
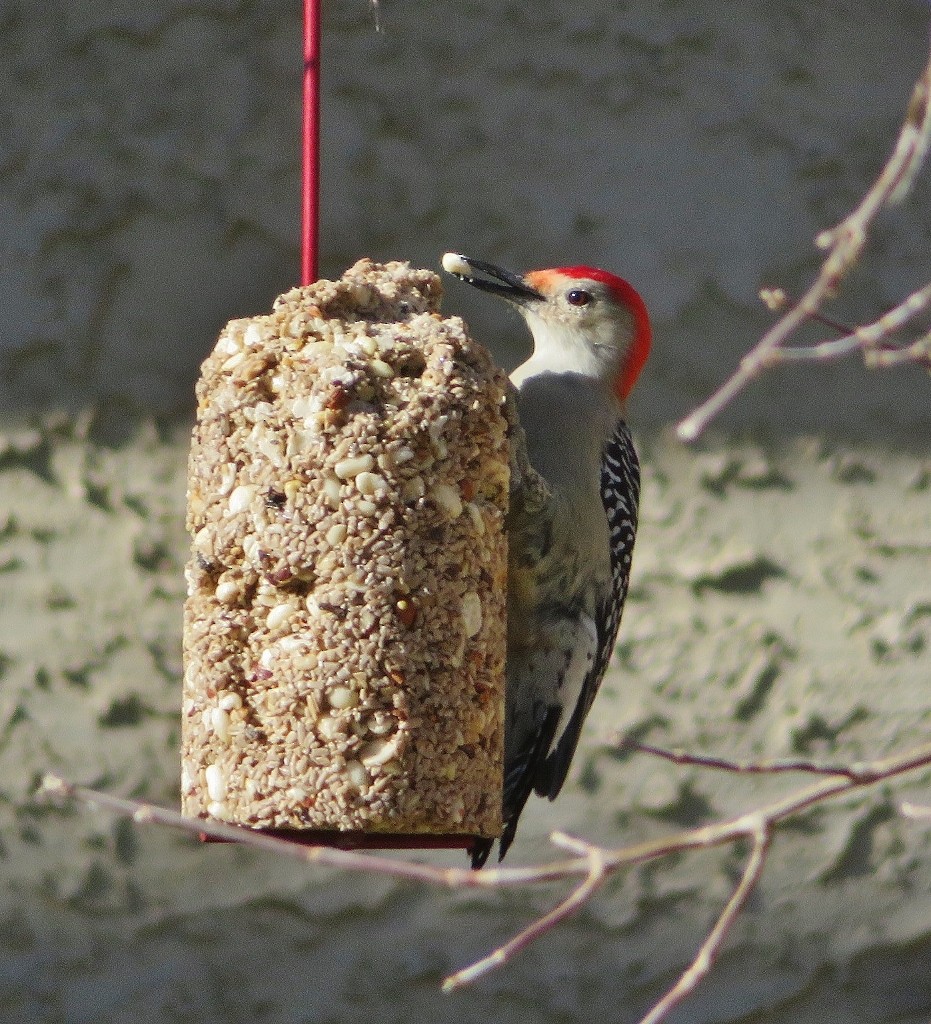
(469, 705, 561, 868)
(470, 836, 493, 869)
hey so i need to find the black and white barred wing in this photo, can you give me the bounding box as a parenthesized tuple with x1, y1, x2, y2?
(536, 418, 640, 800)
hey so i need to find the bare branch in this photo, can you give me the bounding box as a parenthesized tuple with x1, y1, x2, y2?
(38, 775, 584, 890)
(768, 281, 931, 368)
(676, 40, 931, 442)
(888, 48, 931, 203)
(443, 833, 608, 991)
(615, 738, 879, 781)
(40, 737, 931, 1016)
(638, 823, 771, 1024)
(867, 328, 931, 368)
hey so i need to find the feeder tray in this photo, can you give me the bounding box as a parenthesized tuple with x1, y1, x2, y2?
(181, 259, 509, 851)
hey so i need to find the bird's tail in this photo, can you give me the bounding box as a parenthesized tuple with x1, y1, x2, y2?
(469, 705, 562, 868)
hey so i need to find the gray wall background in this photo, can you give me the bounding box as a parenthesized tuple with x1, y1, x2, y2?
(2, 8, 931, 1023)
(2, 0, 929, 435)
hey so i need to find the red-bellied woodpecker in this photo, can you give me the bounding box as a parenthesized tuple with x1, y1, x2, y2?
(441, 253, 651, 867)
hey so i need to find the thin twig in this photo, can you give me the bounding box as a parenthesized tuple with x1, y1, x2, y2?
(767, 281, 931, 367)
(443, 833, 608, 991)
(38, 775, 584, 889)
(868, 330, 931, 368)
(616, 739, 879, 781)
(888, 46, 931, 203)
(769, 334, 865, 364)
(639, 823, 772, 1024)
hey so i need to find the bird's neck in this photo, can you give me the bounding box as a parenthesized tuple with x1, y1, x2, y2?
(510, 368, 624, 486)
(512, 320, 615, 385)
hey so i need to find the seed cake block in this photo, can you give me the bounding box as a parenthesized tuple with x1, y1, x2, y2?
(182, 259, 509, 838)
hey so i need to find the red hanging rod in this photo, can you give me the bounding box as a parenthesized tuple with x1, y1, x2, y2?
(301, 0, 321, 286)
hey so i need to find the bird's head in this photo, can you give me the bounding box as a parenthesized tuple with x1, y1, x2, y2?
(442, 252, 650, 402)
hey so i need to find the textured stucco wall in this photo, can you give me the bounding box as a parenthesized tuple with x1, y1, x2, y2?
(2, 1, 929, 432)
(3, 8, 931, 1023)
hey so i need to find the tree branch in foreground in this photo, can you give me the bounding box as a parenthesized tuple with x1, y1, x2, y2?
(676, 39, 931, 443)
(613, 738, 885, 782)
(40, 738, 931, 1024)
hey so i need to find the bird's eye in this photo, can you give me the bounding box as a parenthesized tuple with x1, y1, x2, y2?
(566, 288, 592, 307)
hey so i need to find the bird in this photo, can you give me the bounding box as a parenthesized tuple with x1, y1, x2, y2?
(441, 252, 651, 868)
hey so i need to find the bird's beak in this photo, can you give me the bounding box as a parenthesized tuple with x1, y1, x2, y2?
(442, 253, 544, 305)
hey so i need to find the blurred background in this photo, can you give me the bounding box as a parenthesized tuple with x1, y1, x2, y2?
(2, 2, 931, 1022)
(2, 0, 929, 434)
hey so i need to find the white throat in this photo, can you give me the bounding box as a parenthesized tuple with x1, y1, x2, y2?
(511, 311, 614, 389)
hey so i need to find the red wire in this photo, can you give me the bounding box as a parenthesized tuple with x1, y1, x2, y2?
(301, 0, 321, 286)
